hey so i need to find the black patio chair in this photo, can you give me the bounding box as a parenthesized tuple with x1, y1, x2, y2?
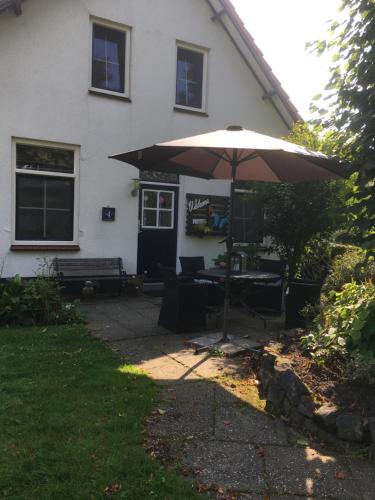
(179, 256, 205, 275)
(158, 265, 224, 333)
(246, 259, 288, 314)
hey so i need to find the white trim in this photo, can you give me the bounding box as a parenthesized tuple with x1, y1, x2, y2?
(12, 137, 80, 246)
(175, 41, 209, 113)
(141, 189, 175, 230)
(140, 181, 180, 187)
(89, 16, 131, 99)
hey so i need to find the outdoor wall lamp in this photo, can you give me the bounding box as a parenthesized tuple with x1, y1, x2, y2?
(131, 178, 140, 197)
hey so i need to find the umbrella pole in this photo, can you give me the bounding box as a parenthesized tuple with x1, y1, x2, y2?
(221, 158, 238, 343)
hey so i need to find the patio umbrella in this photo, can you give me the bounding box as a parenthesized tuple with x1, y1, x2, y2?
(110, 125, 347, 342)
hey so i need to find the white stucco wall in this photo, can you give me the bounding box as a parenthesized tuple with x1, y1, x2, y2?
(0, 0, 290, 277)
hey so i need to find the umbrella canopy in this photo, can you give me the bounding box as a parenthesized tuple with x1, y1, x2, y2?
(110, 125, 347, 182)
(110, 125, 347, 343)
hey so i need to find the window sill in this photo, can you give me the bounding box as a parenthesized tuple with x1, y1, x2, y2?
(174, 106, 208, 117)
(89, 89, 131, 102)
(10, 245, 80, 252)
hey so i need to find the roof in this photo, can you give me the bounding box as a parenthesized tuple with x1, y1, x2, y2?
(0, 0, 302, 125)
(206, 0, 302, 125)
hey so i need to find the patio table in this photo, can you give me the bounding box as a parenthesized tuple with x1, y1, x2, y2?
(196, 268, 281, 327)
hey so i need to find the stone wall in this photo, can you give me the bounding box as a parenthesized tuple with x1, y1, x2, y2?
(258, 352, 374, 460)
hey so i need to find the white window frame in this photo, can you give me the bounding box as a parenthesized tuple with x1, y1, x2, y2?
(141, 189, 175, 230)
(89, 16, 131, 99)
(175, 41, 209, 113)
(12, 138, 80, 246)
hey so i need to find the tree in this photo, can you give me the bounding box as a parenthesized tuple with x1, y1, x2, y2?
(309, 0, 375, 252)
(244, 123, 347, 279)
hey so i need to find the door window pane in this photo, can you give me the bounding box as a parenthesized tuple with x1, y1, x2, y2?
(159, 211, 172, 228)
(143, 209, 157, 227)
(143, 191, 158, 208)
(159, 192, 172, 209)
(176, 47, 204, 109)
(92, 24, 125, 93)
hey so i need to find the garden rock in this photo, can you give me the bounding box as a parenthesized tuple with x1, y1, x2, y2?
(276, 365, 309, 405)
(266, 382, 285, 408)
(297, 395, 316, 419)
(258, 353, 276, 395)
(315, 404, 341, 428)
(336, 414, 364, 442)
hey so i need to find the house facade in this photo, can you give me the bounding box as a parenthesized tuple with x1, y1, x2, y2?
(0, 0, 300, 279)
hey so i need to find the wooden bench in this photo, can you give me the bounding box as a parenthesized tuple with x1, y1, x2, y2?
(54, 257, 127, 295)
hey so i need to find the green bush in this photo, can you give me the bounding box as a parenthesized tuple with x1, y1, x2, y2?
(0, 276, 83, 326)
(301, 280, 375, 383)
(321, 246, 372, 301)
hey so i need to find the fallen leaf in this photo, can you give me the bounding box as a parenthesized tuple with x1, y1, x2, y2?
(104, 483, 122, 496)
(335, 471, 347, 480)
(197, 483, 210, 493)
(157, 409, 166, 415)
(257, 447, 267, 457)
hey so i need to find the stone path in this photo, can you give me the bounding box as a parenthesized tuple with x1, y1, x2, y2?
(83, 296, 375, 500)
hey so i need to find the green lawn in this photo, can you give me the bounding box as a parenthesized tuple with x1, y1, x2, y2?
(0, 325, 200, 499)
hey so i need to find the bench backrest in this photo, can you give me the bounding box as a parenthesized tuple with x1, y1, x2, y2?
(54, 258, 124, 278)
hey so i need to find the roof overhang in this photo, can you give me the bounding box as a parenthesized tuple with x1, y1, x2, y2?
(205, 0, 303, 128)
(0, 0, 25, 15)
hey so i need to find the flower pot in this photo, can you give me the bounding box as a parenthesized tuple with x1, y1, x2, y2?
(285, 279, 322, 329)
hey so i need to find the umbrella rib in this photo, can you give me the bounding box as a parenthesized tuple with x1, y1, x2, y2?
(203, 148, 229, 162)
(238, 152, 259, 163)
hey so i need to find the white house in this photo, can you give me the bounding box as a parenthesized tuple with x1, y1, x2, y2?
(0, 0, 300, 280)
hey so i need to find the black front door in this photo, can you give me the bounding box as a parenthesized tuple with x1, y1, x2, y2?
(137, 184, 179, 280)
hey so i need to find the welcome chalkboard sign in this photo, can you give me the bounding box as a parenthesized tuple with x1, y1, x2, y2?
(186, 194, 229, 237)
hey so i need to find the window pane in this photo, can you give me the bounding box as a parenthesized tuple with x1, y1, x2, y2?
(143, 209, 157, 227)
(143, 191, 157, 208)
(233, 193, 264, 243)
(159, 211, 172, 228)
(16, 175, 44, 208)
(16, 144, 74, 174)
(16, 209, 44, 241)
(159, 192, 173, 209)
(107, 62, 122, 92)
(46, 178, 74, 210)
(176, 47, 204, 108)
(16, 174, 74, 241)
(92, 24, 125, 93)
(92, 60, 107, 90)
(46, 210, 74, 241)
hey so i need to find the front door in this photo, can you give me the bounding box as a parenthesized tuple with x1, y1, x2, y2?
(137, 184, 179, 280)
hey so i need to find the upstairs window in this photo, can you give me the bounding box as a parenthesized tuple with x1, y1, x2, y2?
(91, 19, 130, 97)
(14, 141, 79, 244)
(175, 43, 208, 112)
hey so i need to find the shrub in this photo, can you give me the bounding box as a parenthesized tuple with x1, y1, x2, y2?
(321, 246, 372, 300)
(0, 275, 28, 324)
(301, 280, 375, 383)
(0, 276, 83, 327)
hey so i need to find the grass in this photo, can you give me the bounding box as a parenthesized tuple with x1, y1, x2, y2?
(0, 325, 201, 499)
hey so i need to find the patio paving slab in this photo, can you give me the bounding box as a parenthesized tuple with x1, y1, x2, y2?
(83, 297, 375, 499)
(182, 440, 266, 493)
(264, 445, 358, 499)
(215, 404, 289, 446)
